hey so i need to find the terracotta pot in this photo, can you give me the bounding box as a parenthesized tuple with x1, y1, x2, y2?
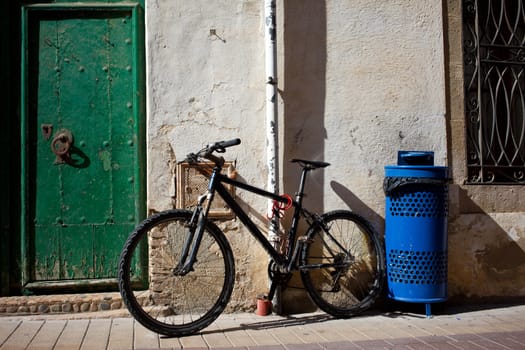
(256, 297, 272, 316)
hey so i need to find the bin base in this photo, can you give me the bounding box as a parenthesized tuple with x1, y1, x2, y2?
(426, 303, 432, 318)
(389, 297, 446, 318)
(389, 295, 446, 304)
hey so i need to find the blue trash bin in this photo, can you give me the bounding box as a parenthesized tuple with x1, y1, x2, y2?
(384, 151, 449, 317)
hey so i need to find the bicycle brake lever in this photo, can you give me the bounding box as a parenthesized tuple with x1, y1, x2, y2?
(184, 153, 199, 163)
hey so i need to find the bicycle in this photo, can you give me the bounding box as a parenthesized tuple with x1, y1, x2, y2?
(118, 138, 385, 337)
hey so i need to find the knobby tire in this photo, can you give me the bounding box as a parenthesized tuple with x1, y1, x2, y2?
(118, 210, 235, 337)
(300, 210, 385, 318)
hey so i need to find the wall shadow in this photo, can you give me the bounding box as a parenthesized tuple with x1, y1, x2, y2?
(280, 0, 327, 314)
(330, 181, 385, 235)
(282, 0, 327, 216)
(447, 187, 525, 300)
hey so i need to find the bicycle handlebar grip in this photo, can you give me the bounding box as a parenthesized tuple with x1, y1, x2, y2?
(218, 138, 241, 149)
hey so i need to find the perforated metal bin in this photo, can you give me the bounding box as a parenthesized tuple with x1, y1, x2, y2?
(384, 152, 449, 317)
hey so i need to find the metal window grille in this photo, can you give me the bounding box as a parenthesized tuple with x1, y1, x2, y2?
(463, 0, 525, 184)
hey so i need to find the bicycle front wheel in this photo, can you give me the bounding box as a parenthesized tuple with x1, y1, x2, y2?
(118, 209, 235, 337)
(300, 210, 385, 318)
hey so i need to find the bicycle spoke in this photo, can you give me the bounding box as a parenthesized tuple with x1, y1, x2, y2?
(118, 210, 235, 337)
(300, 210, 385, 317)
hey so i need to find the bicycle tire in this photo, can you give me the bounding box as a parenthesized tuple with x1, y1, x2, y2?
(118, 209, 235, 337)
(300, 210, 385, 318)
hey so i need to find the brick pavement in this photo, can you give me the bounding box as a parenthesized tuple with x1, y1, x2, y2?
(1, 303, 524, 349)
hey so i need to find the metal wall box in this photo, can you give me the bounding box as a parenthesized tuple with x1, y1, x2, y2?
(176, 162, 236, 219)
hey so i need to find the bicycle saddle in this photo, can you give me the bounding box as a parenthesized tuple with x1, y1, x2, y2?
(291, 159, 331, 169)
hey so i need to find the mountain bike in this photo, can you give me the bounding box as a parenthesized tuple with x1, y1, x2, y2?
(118, 138, 385, 337)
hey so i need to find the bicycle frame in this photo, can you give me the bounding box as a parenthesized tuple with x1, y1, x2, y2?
(216, 169, 353, 273)
(217, 173, 298, 266)
(175, 163, 314, 277)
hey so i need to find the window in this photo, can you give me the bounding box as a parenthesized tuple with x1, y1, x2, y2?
(463, 0, 525, 184)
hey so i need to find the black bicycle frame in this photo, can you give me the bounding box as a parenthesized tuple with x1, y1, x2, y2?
(175, 162, 341, 280)
(216, 167, 354, 270)
(213, 169, 301, 267)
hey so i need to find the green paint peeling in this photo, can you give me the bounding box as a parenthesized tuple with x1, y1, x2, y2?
(98, 149, 112, 171)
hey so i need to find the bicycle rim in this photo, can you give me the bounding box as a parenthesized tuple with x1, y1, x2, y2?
(300, 210, 385, 317)
(118, 210, 235, 336)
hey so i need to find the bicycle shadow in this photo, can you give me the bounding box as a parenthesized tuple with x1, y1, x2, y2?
(329, 180, 385, 235)
(158, 315, 332, 338)
(231, 313, 331, 332)
(191, 311, 378, 337)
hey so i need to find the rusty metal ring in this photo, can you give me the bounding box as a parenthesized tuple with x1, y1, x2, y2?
(51, 130, 73, 157)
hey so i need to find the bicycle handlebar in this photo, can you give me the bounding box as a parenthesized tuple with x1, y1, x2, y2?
(210, 138, 241, 152)
(184, 138, 241, 166)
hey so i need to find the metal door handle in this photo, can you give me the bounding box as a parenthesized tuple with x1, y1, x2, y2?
(51, 129, 74, 159)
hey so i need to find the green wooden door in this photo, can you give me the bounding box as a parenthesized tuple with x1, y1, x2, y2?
(21, 4, 145, 292)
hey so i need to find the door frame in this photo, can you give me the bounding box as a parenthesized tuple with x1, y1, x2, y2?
(20, 2, 146, 292)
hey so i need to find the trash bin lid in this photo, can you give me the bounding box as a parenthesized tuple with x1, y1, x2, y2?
(398, 151, 434, 166)
(384, 165, 448, 178)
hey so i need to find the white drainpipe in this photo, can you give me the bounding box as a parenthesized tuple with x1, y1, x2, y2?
(264, 0, 281, 314)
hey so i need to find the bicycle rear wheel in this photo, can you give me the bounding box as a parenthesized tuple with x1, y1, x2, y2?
(118, 209, 235, 336)
(300, 210, 385, 317)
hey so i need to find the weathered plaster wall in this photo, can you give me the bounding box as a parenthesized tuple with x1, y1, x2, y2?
(313, 0, 447, 217)
(279, 0, 448, 311)
(279, 1, 448, 233)
(448, 211, 525, 297)
(146, 0, 448, 311)
(146, 0, 270, 310)
(146, 0, 525, 312)
(146, 0, 268, 207)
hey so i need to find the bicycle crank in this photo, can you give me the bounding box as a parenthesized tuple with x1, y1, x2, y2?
(267, 260, 292, 300)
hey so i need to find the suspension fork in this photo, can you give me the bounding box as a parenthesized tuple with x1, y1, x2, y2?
(173, 167, 220, 276)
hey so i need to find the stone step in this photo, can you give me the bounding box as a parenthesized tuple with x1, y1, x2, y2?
(0, 292, 126, 316)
